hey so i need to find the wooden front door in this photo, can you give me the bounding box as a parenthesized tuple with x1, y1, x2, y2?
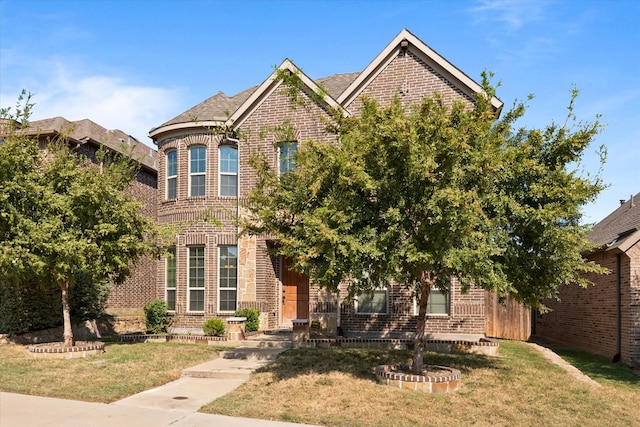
(282, 257, 309, 326)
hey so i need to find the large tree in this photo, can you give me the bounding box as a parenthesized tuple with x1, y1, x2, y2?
(245, 76, 607, 373)
(0, 93, 159, 347)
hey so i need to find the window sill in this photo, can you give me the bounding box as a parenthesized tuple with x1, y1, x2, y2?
(355, 312, 389, 316)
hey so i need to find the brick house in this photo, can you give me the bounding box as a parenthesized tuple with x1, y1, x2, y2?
(4, 117, 158, 315)
(535, 193, 640, 367)
(149, 29, 506, 339)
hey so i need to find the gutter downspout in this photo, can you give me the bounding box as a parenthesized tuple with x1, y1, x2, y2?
(614, 253, 622, 363)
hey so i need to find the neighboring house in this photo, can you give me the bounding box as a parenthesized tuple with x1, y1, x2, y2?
(535, 193, 640, 367)
(2, 117, 158, 315)
(149, 29, 506, 339)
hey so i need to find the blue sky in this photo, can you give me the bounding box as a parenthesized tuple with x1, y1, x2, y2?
(1, 0, 638, 223)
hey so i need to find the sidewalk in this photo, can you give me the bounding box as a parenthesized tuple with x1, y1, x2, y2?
(0, 392, 317, 427)
(0, 333, 321, 427)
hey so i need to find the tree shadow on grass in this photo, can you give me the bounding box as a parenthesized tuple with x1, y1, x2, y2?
(554, 349, 639, 386)
(257, 347, 503, 383)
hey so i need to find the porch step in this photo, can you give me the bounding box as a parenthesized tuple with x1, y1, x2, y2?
(220, 347, 286, 360)
(181, 332, 292, 380)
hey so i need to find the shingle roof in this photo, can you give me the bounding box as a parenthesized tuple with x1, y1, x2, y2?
(20, 117, 157, 171)
(159, 86, 258, 128)
(587, 192, 640, 250)
(317, 72, 361, 98)
(157, 72, 360, 129)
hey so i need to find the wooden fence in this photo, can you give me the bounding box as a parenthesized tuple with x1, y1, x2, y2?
(485, 291, 531, 340)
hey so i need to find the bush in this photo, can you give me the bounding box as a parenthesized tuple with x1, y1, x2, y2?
(144, 300, 172, 334)
(235, 308, 260, 332)
(69, 272, 112, 322)
(203, 318, 225, 337)
(0, 278, 61, 335)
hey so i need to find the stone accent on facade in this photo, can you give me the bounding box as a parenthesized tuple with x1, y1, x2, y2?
(148, 30, 502, 339)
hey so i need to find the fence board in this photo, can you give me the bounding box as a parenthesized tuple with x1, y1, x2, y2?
(485, 291, 531, 340)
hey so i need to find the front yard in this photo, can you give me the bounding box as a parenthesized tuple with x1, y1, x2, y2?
(201, 341, 639, 427)
(0, 339, 637, 426)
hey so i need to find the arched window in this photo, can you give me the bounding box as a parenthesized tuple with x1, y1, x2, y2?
(166, 149, 177, 199)
(189, 146, 206, 197)
(219, 145, 238, 197)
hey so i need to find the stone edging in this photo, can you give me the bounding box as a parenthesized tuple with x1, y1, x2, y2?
(28, 341, 106, 359)
(375, 363, 461, 392)
(305, 337, 499, 355)
(118, 334, 227, 344)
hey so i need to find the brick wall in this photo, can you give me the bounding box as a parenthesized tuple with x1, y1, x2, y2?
(345, 50, 473, 115)
(628, 243, 640, 366)
(534, 248, 640, 366)
(150, 45, 487, 334)
(334, 279, 485, 338)
(71, 140, 159, 314)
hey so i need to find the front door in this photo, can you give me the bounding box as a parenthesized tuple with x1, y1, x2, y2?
(281, 257, 309, 326)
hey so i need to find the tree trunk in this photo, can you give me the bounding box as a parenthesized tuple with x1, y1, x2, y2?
(59, 279, 74, 347)
(412, 272, 433, 374)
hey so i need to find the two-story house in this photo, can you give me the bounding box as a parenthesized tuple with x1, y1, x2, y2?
(149, 29, 504, 339)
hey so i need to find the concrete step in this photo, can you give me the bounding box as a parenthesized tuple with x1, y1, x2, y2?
(182, 356, 275, 380)
(220, 347, 286, 361)
(240, 339, 293, 349)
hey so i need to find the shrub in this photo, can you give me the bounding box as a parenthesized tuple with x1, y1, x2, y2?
(144, 300, 172, 334)
(235, 308, 260, 332)
(0, 278, 61, 335)
(69, 272, 112, 322)
(203, 318, 226, 337)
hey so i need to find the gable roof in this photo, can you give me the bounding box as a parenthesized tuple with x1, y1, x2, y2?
(227, 59, 347, 129)
(588, 192, 640, 253)
(337, 29, 503, 112)
(12, 117, 157, 172)
(150, 29, 503, 141)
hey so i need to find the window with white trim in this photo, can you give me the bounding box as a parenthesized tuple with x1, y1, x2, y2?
(165, 247, 176, 310)
(414, 287, 450, 315)
(166, 149, 177, 199)
(219, 145, 238, 196)
(188, 246, 205, 311)
(189, 146, 206, 197)
(356, 288, 388, 314)
(218, 246, 237, 312)
(279, 141, 297, 176)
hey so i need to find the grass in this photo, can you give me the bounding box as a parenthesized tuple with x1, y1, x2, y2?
(1, 339, 637, 426)
(0, 340, 225, 402)
(201, 341, 640, 427)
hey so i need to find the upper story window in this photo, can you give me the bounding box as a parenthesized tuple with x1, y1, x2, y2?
(189, 146, 206, 197)
(166, 150, 177, 199)
(219, 145, 238, 197)
(279, 141, 297, 176)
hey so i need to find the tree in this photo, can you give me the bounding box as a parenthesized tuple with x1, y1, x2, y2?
(245, 76, 607, 373)
(0, 92, 160, 347)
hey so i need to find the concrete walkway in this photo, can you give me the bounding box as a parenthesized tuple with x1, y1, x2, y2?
(0, 332, 321, 427)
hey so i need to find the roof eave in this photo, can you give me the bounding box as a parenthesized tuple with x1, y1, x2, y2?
(227, 59, 347, 130)
(149, 120, 227, 142)
(338, 29, 503, 113)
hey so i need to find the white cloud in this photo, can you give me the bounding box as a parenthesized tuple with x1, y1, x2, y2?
(1, 57, 183, 148)
(470, 0, 545, 30)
